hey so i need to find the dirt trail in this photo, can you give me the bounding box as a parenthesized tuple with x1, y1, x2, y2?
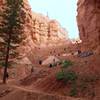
(0, 84, 86, 100)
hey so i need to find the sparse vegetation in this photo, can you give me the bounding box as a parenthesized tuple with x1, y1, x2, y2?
(70, 85, 77, 96)
(61, 60, 73, 68)
(56, 60, 76, 82)
(64, 71, 77, 82)
(56, 71, 64, 80)
(56, 60, 77, 97)
(0, 0, 99, 99)
(56, 60, 74, 82)
(56, 69, 78, 97)
(61, 60, 73, 75)
(56, 71, 77, 82)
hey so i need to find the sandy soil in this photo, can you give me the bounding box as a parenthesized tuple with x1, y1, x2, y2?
(0, 44, 100, 100)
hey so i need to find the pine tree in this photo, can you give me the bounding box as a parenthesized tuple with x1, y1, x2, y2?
(0, 0, 25, 83)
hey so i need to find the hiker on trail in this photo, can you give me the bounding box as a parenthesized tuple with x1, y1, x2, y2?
(78, 50, 81, 54)
(75, 40, 82, 56)
(49, 64, 52, 68)
(39, 60, 42, 65)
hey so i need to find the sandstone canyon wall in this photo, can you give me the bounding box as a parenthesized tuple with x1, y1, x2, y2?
(17, 0, 69, 56)
(77, 0, 100, 53)
(0, 0, 69, 57)
(1, 0, 100, 54)
(19, 0, 69, 55)
(22, 0, 68, 45)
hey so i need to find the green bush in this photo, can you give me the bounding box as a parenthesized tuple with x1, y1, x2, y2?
(62, 60, 73, 68)
(56, 71, 77, 82)
(64, 71, 77, 82)
(56, 71, 64, 80)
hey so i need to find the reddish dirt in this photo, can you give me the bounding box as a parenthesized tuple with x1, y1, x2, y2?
(0, 45, 100, 100)
(25, 51, 100, 99)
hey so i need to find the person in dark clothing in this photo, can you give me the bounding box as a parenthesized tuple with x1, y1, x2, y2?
(49, 64, 52, 68)
(39, 60, 42, 65)
(78, 50, 81, 54)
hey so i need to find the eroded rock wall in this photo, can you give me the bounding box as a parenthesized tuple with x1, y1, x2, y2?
(77, 0, 100, 52)
(18, 0, 69, 55)
(0, 0, 68, 46)
(2, 0, 68, 53)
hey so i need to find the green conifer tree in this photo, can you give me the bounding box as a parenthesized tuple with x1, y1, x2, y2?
(0, 0, 25, 83)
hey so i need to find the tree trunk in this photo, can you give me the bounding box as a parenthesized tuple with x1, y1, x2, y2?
(3, 33, 11, 84)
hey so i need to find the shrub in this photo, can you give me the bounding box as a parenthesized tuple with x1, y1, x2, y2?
(62, 60, 73, 68)
(56, 71, 77, 82)
(64, 71, 77, 82)
(56, 71, 64, 80)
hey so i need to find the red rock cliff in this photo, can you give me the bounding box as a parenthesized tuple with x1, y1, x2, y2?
(0, 0, 69, 55)
(17, 0, 69, 55)
(77, 0, 100, 53)
(23, 0, 68, 42)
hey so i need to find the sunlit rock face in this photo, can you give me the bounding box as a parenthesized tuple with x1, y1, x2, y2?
(0, 0, 69, 60)
(77, 0, 100, 53)
(0, 0, 68, 55)
(18, 0, 69, 53)
(31, 13, 69, 46)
